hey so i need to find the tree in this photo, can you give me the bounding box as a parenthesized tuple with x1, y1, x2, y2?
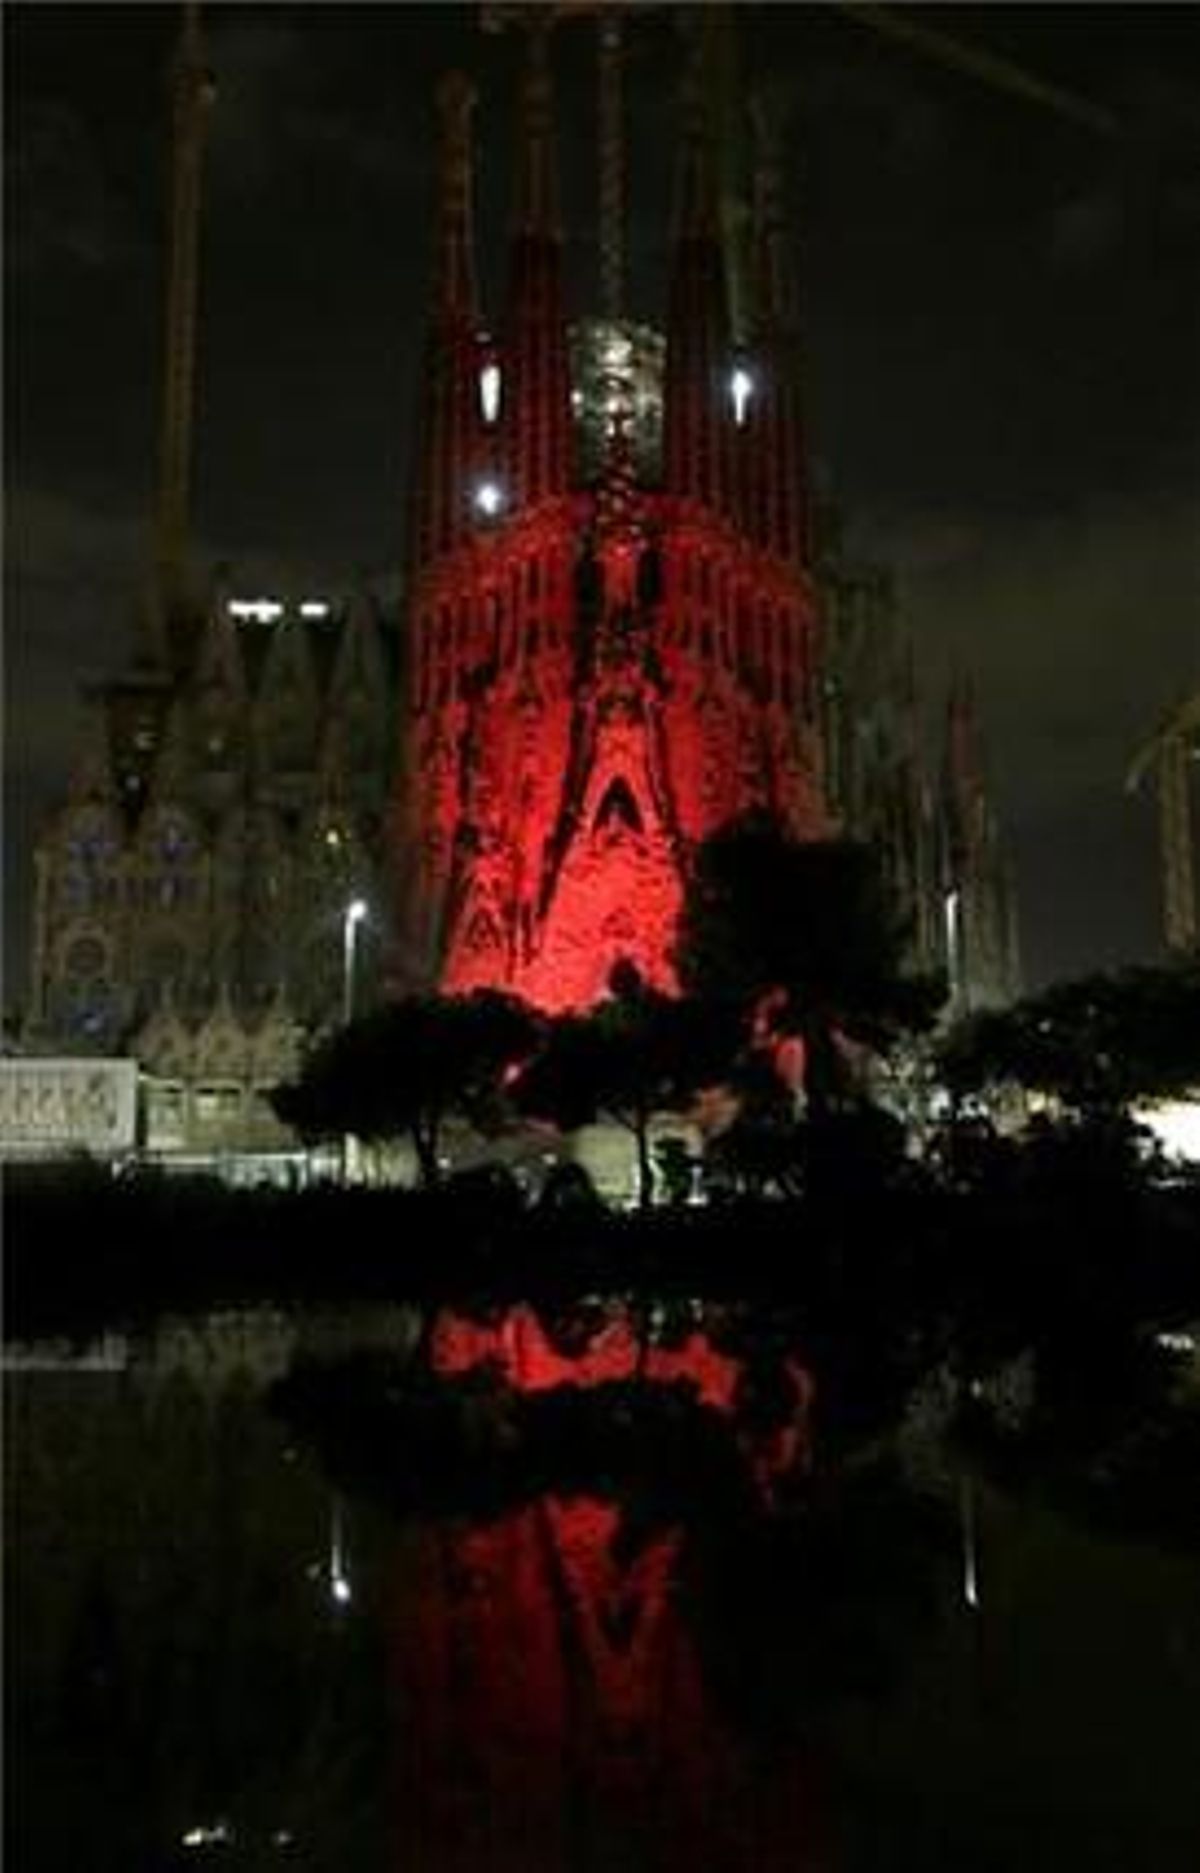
(675, 811, 944, 1119)
(513, 963, 739, 1207)
(272, 991, 541, 1187)
(939, 957, 1200, 1115)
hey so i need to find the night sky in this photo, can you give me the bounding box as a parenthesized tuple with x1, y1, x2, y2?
(6, 2, 1199, 1001)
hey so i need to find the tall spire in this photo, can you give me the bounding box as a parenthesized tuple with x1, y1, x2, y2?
(744, 88, 810, 564)
(662, 26, 733, 513)
(434, 70, 480, 318)
(145, 0, 214, 662)
(512, 19, 559, 238)
(596, 8, 625, 321)
(503, 23, 571, 509)
(410, 72, 485, 571)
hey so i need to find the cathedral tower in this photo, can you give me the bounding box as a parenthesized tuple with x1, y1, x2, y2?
(400, 23, 826, 1011)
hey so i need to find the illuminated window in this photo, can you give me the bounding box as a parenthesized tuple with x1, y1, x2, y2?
(479, 361, 501, 425)
(729, 365, 753, 426)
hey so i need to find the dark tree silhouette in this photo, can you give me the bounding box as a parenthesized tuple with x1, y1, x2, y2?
(272, 991, 541, 1186)
(675, 811, 943, 1118)
(513, 963, 739, 1206)
(939, 957, 1200, 1115)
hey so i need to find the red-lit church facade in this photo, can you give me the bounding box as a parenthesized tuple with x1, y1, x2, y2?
(399, 38, 826, 1013)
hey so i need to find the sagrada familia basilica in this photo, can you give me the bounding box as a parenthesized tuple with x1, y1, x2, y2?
(23, 5, 1019, 1154)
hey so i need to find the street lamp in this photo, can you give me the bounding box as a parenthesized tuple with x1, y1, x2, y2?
(342, 898, 368, 1027)
(944, 887, 963, 1013)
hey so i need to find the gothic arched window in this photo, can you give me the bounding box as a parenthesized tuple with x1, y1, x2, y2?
(593, 778, 642, 836)
(61, 812, 121, 911)
(138, 811, 200, 910)
(57, 930, 115, 1045)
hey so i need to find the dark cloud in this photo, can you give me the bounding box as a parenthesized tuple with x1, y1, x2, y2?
(8, 97, 145, 274)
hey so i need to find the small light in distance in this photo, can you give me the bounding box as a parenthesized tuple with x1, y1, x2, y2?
(474, 480, 504, 518)
(227, 598, 284, 624)
(181, 1821, 234, 1848)
(299, 600, 330, 619)
(729, 366, 753, 426)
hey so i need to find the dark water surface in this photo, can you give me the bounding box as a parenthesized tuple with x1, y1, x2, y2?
(7, 1302, 1200, 1871)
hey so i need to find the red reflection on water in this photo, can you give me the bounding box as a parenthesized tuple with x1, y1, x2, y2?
(390, 1307, 827, 1871)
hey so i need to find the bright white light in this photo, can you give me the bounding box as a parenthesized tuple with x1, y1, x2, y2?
(1155, 1330, 1197, 1354)
(479, 361, 501, 424)
(330, 1572, 353, 1607)
(345, 898, 368, 928)
(299, 600, 331, 619)
(729, 366, 753, 426)
(227, 598, 284, 624)
(182, 1822, 233, 1848)
(960, 1475, 980, 1611)
(1133, 1097, 1200, 1163)
(474, 480, 504, 518)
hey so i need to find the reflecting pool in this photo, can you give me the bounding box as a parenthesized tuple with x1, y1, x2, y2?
(7, 1301, 1200, 1870)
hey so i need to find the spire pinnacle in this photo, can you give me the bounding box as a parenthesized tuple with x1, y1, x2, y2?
(749, 86, 798, 333)
(434, 72, 479, 318)
(513, 20, 559, 238)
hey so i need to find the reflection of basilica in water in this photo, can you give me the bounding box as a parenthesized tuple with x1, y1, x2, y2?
(9, 1297, 831, 1869)
(12, 1295, 1200, 1869)
(383, 1303, 823, 1873)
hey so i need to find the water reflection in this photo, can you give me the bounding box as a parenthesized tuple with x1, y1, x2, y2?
(10, 1294, 1200, 1870)
(384, 1302, 824, 1871)
(8, 1299, 935, 1872)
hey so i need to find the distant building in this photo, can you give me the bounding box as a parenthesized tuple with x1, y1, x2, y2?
(27, 594, 393, 1065)
(818, 504, 1020, 1011)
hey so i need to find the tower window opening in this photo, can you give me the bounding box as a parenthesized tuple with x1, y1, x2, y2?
(479, 361, 501, 425)
(730, 365, 754, 426)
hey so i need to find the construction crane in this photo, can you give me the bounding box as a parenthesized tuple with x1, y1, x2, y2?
(1127, 690, 1200, 955)
(481, 2, 1119, 327)
(150, 0, 215, 652)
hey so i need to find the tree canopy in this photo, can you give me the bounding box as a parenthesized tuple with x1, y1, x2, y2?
(674, 811, 944, 1113)
(939, 957, 1200, 1113)
(272, 990, 541, 1185)
(513, 962, 739, 1205)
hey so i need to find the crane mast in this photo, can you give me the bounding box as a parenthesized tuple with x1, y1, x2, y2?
(151, 0, 214, 653)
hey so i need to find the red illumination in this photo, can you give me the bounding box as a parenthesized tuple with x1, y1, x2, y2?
(427, 1303, 813, 1487)
(400, 19, 823, 1009)
(404, 495, 825, 1011)
(394, 1305, 823, 1868)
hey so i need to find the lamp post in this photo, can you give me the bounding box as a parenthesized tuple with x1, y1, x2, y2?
(340, 898, 368, 1187)
(944, 886, 963, 1015)
(342, 898, 368, 1028)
